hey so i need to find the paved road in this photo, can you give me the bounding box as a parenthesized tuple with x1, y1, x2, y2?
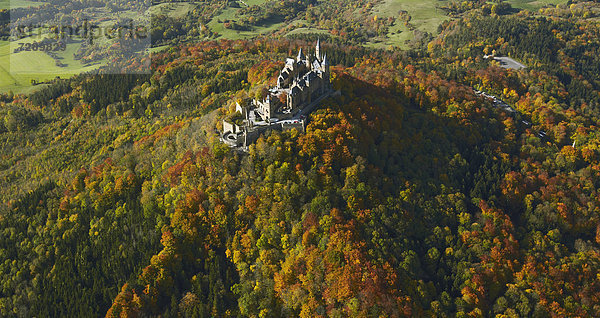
(474, 89, 547, 138)
(494, 57, 527, 70)
(474, 90, 516, 113)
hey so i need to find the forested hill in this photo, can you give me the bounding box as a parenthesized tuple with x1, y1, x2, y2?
(1, 9, 600, 317)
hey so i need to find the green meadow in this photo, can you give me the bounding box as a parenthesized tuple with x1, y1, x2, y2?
(0, 38, 102, 94)
(506, 0, 567, 11)
(0, 0, 44, 10)
(368, 0, 449, 49)
(148, 2, 196, 19)
(0, 0, 139, 94)
(206, 0, 285, 40)
(286, 26, 330, 37)
(374, 0, 448, 35)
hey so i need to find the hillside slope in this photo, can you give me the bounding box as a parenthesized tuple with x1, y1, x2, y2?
(1, 6, 600, 314)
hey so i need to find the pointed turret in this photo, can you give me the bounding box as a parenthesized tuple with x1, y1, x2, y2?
(322, 53, 330, 84)
(297, 48, 305, 62)
(322, 54, 329, 72)
(315, 39, 321, 61)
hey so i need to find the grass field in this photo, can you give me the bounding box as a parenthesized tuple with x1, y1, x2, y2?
(286, 27, 330, 36)
(374, 0, 449, 34)
(0, 0, 44, 10)
(207, 1, 285, 40)
(369, 0, 449, 48)
(243, 0, 270, 6)
(0, 38, 102, 93)
(506, 0, 567, 11)
(0, 2, 143, 93)
(148, 2, 196, 18)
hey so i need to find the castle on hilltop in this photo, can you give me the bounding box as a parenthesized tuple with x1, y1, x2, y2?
(221, 41, 334, 149)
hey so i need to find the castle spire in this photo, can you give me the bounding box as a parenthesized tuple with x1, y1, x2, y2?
(297, 48, 305, 62)
(316, 39, 321, 61)
(322, 53, 329, 75)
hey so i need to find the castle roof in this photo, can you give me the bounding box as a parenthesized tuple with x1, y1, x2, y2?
(312, 60, 321, 71)
(291, 86, 301, 95)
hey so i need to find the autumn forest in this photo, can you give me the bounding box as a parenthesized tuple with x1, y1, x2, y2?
(1, 0, 600, 317)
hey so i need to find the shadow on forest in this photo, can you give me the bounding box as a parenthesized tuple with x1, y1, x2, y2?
(333, 73, 510, 204)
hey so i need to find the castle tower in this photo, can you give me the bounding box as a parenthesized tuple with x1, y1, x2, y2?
(315, 39, 322, 61)
(322, 54, 329, 75)
(297, 48, 305, 62)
